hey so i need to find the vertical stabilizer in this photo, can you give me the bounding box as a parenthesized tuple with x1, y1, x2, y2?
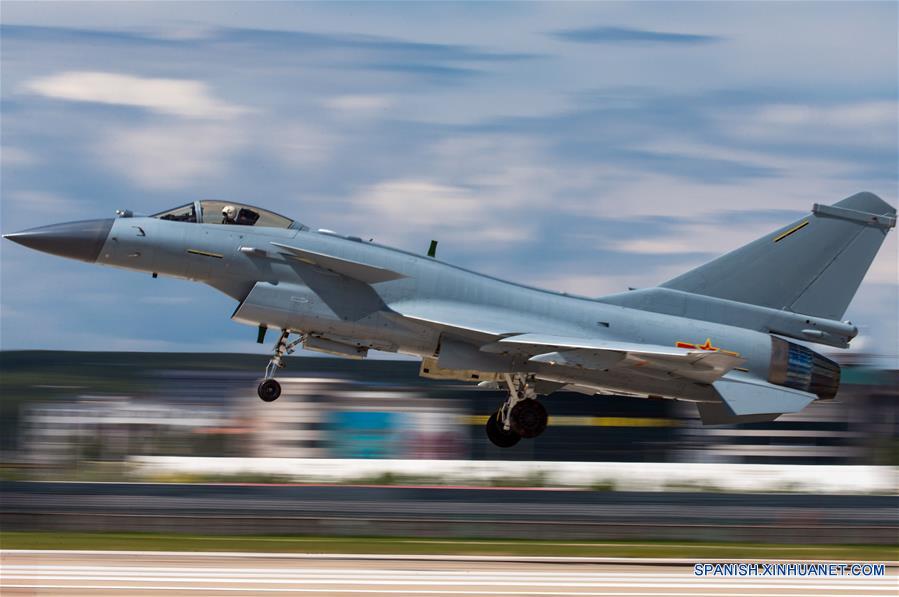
(660, 192, 896, 320)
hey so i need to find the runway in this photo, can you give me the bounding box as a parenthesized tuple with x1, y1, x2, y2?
(1, 551, 896, 596)
(3, 481, 897, 543)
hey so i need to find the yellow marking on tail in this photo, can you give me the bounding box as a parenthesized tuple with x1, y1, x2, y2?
(773, 220, 809, 243)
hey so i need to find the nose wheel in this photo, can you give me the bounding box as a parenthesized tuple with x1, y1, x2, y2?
(258, 329, 302, 402)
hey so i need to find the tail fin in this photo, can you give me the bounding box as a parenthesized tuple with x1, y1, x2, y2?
(660, 192, 896, 320)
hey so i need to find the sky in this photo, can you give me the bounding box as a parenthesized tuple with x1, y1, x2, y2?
(1, 1, 896, 363)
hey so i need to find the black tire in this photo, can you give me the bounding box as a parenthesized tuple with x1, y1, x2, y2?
(257, 379, 281, 402)
(509, 399, 548, 438)
(485, 411, 521, 448)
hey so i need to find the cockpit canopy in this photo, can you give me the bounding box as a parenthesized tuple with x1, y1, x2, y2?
(153, 200, 303, 230)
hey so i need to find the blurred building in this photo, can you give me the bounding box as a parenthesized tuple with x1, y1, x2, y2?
(246, 377, 468, 459)
(21, 396, 243, 465)
(6, 352, 898, 467)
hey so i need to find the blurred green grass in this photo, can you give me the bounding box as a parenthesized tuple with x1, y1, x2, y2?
(2, 532, 896, 560)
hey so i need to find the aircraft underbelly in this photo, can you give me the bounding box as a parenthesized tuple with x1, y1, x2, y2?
(232, 281, 345, 331)
(531, 364, 716, 402)
(231, 280, 437, 356)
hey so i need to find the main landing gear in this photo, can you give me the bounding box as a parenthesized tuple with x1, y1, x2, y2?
(257, 329, 302, 402)
(485, 374, 548, 448)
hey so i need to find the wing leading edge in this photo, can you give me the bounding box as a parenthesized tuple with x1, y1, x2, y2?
(271, 242, 406, 284)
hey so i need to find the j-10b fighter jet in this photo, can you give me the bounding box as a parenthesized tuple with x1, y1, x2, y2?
(4, 192, 896, 446)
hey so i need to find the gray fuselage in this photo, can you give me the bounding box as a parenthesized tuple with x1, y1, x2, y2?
(99, 215, 777, 403)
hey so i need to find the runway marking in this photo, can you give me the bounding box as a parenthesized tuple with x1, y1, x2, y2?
(3, 567, 897, 583)
(3, 568, 894, 590)
(3, 576, 895, 590)
(7, 549, 896, 564)
(3, 587, 892, 596)
(4, 554, 894, 596)
(6, 566, 711, 577)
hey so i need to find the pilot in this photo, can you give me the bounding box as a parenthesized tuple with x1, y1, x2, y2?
(222, 205, 238, 225)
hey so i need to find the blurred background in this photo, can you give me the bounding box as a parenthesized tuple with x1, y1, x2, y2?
(0, 351, 896, 546)
(2, 352, 897, 471)
(1, 1, 897, 553)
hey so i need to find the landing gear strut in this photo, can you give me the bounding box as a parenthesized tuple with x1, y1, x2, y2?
(257, 329, 302, 402)
(485, 374, 548, 447)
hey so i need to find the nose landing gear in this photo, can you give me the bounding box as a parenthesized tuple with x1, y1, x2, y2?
(257, 329, 302, 402)
(485, 374, 548, 447)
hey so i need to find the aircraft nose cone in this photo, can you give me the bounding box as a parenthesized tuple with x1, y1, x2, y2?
(3, 218, 114, 263)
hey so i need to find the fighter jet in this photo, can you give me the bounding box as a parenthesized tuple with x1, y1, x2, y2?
(4, 192, 895, 446)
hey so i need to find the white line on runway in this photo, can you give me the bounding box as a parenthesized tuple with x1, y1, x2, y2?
(3, 569, 894, 589)
(14, 566, 891, 579)
(3, 586, 890, 596)
(5, 552, 894, 596)
(6, 550, 896, 565)
(5, 565, 895, 576)
(6, 565, 896, 579)
(2, 570, 895, 587)
(3, 576, 894, 589)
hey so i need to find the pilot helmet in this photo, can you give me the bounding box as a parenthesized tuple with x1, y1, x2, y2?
(222, 205, 237, 220)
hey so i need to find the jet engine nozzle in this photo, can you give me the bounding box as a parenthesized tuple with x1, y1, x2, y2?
(768, 337, 841, 400)
(3, 218, 114, 263)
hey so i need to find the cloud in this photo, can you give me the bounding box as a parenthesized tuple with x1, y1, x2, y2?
(757, 101, 897, 127)
(3, 25, 537, 86)
(725, 100, 898, 149)
(1, 6, 895, 355)
(352, 179, 485, 227)
(22, 71, 248, 119)
(335, 134, 581, 247)
(7, 190, 89, 216)
(605, 216, 789, 267)
(861, 232, 897, 285)
(139, 296, 194, 305)
(324, 95, 392, 115)
(264, 122, 338, 168)
(95, 122, 244, 190)
(553, 26, 721, 45)
(216, 26, 538, 63)
(366, 62, 482, 80)
(343, 177, 538, 249)
(1, 146, 39, 168)
(528, 271, 675, 298)
(612, 237, 708, 255)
